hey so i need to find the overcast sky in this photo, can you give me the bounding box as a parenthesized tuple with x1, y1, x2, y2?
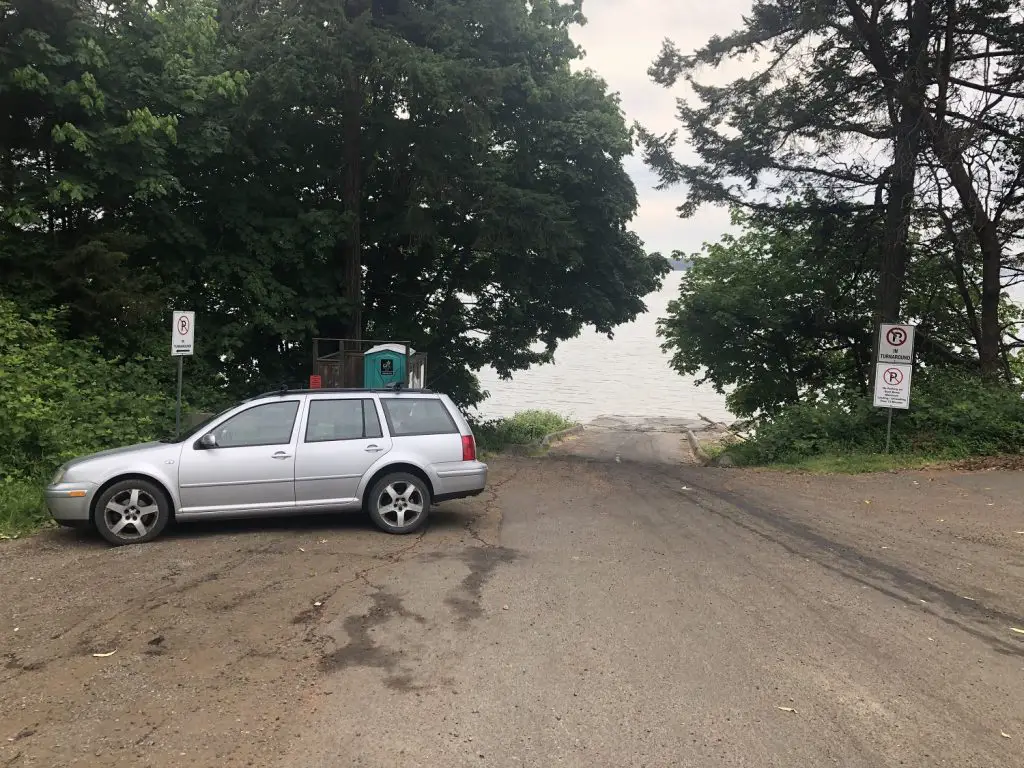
(570, 1, 751, 259)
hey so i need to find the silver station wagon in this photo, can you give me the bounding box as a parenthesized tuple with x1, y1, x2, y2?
(45, 388, 487, 546)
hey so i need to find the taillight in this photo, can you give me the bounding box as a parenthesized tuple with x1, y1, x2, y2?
(462, 434, 476, 462)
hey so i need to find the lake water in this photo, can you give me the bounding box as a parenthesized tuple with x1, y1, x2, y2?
(473, 271, 733, 423)
(472, 275, 1024, 425)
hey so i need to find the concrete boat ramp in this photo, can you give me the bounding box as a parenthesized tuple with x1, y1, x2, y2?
(549, 414, 729, 465)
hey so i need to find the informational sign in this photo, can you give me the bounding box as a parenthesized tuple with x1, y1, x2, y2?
(380, 358, 394, 375)
(877, 323, 915, 365)
(873, 363, 912, 409)
(309, 374, 322, 389)
(171, 311, 195, 356)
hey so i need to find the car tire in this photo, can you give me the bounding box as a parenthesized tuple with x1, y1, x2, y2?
(367, 472, 430, 535)
(93, 478, 171, 546)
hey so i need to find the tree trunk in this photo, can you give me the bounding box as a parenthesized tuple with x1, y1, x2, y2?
(876, 107, 921, 324)
(866, 0, 929, 389)
(338, 64, 363, 386)
(879, 0, 930, 321)
(846, 0, 1004, 377)
(342, 71, 362, 343)
(924, 113, 1003, 377)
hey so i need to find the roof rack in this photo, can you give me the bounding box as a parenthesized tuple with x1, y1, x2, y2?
(249, 385, 434, 400)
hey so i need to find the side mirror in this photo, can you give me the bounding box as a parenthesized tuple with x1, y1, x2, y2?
(199, 433, 218, 449)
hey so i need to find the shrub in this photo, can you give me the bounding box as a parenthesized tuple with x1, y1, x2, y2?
(0, 297, 177, 482)
(729, 368, 1024, 466)
(471, 410, 576, 451)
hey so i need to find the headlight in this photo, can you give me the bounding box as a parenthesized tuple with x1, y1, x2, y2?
(51, 466, 66, 485)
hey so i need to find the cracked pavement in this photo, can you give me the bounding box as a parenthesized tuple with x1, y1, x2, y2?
(2, 450, 1024, 767)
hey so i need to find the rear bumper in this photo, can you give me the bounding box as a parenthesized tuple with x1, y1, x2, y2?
(434, 462, 487, 502)
(44, 483, 97, 522)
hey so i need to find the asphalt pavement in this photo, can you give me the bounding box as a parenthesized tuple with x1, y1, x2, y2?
(3, 426, 1023, 767)
(280, 429, 1024, 767)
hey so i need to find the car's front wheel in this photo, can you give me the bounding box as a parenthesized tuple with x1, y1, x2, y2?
(93, 479, 171, 546)
(367, 473, 430, 534)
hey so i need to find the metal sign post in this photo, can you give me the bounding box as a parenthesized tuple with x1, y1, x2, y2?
(873, 323, 915, 453)
(171, 311, 196, 438)
(885, 406, 894, 454)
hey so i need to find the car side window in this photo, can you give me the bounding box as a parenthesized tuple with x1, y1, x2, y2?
(381, 398, 458, 436)
(304, 398, 383, 443)
(211, 401, 300, 448)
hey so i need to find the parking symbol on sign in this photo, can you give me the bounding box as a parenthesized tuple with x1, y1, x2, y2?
(883, 367, 903, 386)
(886, 327, 907, 347)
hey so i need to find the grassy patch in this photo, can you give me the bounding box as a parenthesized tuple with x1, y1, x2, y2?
(472, 410, 577, 453)
(0, 479, 51, 540)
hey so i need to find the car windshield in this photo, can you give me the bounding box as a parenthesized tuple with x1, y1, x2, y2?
(159, 405, 235, 443)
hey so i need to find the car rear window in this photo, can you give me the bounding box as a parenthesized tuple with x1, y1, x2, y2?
(305, 399, 383, 442)
(381, 398, 458, 436)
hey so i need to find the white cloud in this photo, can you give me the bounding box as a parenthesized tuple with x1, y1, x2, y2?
(571, 0, 752, 256)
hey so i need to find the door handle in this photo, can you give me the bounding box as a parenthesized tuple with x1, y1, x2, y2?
(364, 445, 384, 453)
(272, 451, 292, 460)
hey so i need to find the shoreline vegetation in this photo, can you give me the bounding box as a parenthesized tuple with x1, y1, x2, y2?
(699, 369, 1024, 474)
(469, 410, 578, 454)
(640, 6, 1024, 483)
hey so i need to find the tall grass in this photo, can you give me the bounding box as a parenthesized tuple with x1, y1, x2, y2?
(0, 479, 50, 539)
(471, 410, 577, 452)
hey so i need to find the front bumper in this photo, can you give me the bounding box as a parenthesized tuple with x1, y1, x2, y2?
(44, 482, 98, 522)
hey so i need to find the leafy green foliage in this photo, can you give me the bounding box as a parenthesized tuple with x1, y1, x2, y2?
(0, 296, 177, 481)
(0, 0, 245, 353)
(2, 0, 664, 410)
(471, 410, 576, 452)
(641, 0, 1024, 377)
(659, 210, 1001, 417)
(144, 0, 666, 404)
(727, 369, 1024, 467)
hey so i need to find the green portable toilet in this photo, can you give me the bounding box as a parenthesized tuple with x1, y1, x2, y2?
(363, 343, 410, 388)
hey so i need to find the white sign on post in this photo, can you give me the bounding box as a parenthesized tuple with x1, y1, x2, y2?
(171, 311, 195, 356)
(873, 363, 912, 409)
(877, 323, 915, 364)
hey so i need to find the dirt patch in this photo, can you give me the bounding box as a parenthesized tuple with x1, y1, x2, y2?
(950, 455, 1024, 471)
(0, 485, 502, 768)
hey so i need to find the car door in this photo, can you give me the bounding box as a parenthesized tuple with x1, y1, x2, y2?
(294, 396, 393, 508)
(177, 398, 303, 514)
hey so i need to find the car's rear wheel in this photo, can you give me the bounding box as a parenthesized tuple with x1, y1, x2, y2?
(367, 473, 430, 534)
(93, 479, 171, 546)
